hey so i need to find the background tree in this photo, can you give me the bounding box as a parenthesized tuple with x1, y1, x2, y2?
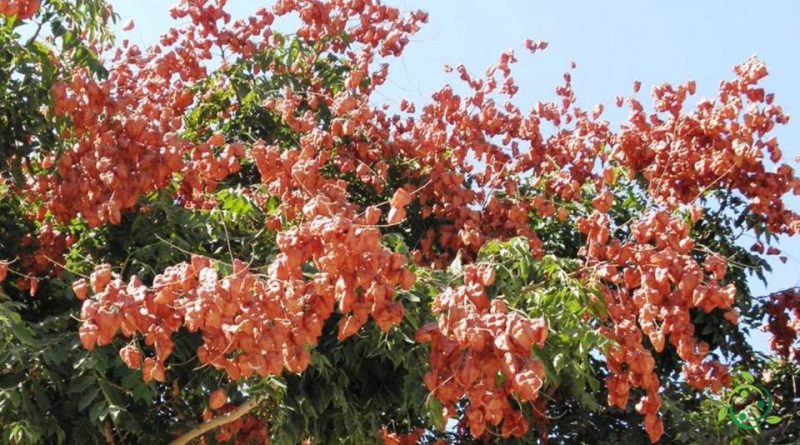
(1, 1, 799, 444)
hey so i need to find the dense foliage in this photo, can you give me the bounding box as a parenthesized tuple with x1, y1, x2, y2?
(1, 1, 799, 444)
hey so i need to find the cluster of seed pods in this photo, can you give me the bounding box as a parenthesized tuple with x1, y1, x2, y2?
(8, 0, 799, 443)
(765, 288, 800, 361)
(379, 427, 425, 445)
(579, 207, 738, 441)
(611, 57, 799, 234)
(211, 414, 269, 445)
(416, 265, 548, 439)
(0, 0, 39, 20)
(78, 204, 416, 380)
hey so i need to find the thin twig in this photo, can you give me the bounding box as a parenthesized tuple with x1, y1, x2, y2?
(103, 422, 116, 445)
(167, 397, 262, 445)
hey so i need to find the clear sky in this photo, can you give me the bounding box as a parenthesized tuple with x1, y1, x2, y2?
(112, 1, 800, 350)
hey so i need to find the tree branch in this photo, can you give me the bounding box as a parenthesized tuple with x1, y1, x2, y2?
(103, 422, 116, 445)
(167, 398, 262, 445)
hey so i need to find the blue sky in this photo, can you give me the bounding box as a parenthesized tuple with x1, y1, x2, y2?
(112, 1, 800, 350)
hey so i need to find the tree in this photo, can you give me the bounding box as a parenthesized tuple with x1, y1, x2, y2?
(1, 1, 799, 444)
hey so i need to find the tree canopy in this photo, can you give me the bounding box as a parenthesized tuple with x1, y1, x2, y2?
(1, 1, 799, 444)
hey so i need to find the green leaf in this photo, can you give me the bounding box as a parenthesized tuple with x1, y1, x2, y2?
(31, 382, 50, 412)
(89, 400, 109, 422)
(77, 386, 100, 411)
(68, 375, 95, 395)
(740, 371, 755, 383)
(553, 353, 567, 373)
(447, 251, 463, 277)
(0, 373, 24, 389)
(426, 397, 445, 431)
(382, 233, 409, 255)
(765, 415, 782, 425)
(51, 20, 67, 38)
(108, 405, 125, 421)
(717, 406, 728, 422)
